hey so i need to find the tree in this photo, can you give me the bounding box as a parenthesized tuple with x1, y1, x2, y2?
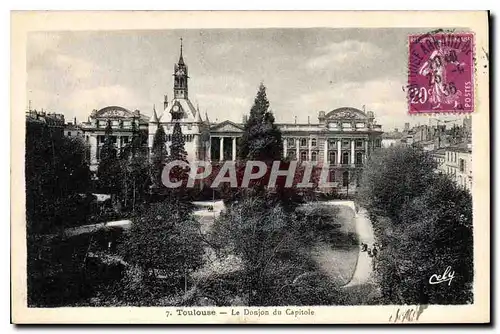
(25, 120, 91, 233)
(209, 196, 319, 306)
(119, 201, 205, 302)
(238, 83, 283, 162)
(358, 146, 437, 221)
(97, 120, 122, 196)
(165, 121, 190, 189)
(358, 146, 473, 304)
(168, 121, 188, 162)
(150, 124, 167, 189)
(119, 123, 150, 211)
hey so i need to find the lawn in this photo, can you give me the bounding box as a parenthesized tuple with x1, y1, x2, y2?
(305, 204, 360, 287)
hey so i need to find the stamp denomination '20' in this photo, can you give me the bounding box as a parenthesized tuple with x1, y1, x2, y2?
(408, 33, 474, 114)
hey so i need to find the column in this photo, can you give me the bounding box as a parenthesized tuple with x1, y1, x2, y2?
(283, 138, 288, 158)
(365, 139, 369, 157)
(219, 137, 224, 161)
(90, 135, 98, 165)
(351, 139, 355, 165)
(337, 139, 341, 165)
(324, 138, 328, 164)
(207, 136, 212, 161)
(232, 137, 236, 161)
(296, 139, 300, 160)
(308, 138, 312, 161)
(116, 134, 121, 156)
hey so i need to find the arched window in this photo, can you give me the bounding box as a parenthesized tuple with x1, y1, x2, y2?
(311, 138, 317, 147)
(329, 170, 336, 182)
(342, 152, 349, 165)
(311, 151, 317, 161)
(288, 138, 295, 147)
(300, 151, 308, 161)
(329, 151, 336, 164)
(288, 151, 296, 160)
(355, 152, 363, 165)
(300, 138, 307, 147)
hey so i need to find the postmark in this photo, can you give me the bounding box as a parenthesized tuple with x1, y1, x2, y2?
(407, 32, 475, 114)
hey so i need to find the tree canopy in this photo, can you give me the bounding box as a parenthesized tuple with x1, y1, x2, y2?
(25, 120, 91, 233)
(238, 83, 283, 162)
(97, 120, 122, 195)
(119, 201, 204, 295)
(358, 146, 473, 304)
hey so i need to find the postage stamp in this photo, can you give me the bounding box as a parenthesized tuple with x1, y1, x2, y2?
(407, 32, 475, 114)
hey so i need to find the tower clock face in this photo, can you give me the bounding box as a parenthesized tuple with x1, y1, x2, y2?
(173, 105, 179, 112)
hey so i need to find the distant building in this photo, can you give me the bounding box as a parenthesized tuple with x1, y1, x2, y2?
(26, 108, 66, 138)
(404, 122, 410, 132)
(433, 143, 472, 191)
(80, 106, 149, 171)
(64, 119, 83, 138)
(381, 128, 403, 148)
(431, 147, 447, 168)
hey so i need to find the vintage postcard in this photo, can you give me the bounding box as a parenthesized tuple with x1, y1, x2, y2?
(11, 11, 490, 324)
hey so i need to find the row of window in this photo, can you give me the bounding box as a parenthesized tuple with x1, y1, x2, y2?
(286, 150, 364, 164)
(447, 151, 458, 163)
(97, 135, 131, 145)
(286, 138, 367, 149)
(95, 120, 139, 129)
(327, 122, 366, 129)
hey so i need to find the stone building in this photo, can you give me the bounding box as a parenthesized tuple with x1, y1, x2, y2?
(208, 107, 383, 192)
(25, 108, 66, 137)
(148, 40, 211, 162)
(80, 106, 149, 171)
(443, 144, 472, 191)
(81, 41, 384, 192)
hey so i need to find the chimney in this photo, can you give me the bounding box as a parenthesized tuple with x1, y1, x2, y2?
(294, 116, 297, 124)
(318, 111, 325, 123)
(307, 116, 310, 125)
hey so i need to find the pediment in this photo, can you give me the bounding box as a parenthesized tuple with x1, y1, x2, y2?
(96, 106, 133, 118)
(210, 121, 244, 133)
(325, 107, 367, 120)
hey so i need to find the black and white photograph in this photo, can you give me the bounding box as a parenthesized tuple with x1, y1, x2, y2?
(11, 10, 490, 324)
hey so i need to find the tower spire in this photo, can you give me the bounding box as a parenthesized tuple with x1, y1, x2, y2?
(179, 37, 184, 65)
(173, 37, 188, 99)
(150, 104, 160, 123)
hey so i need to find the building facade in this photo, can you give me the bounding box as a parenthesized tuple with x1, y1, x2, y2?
(432, 143, 472, 191)
(148, 41, 211, 162)
(80, 43, 384, 192)
(26, 109, 66, 137)
(80, 106, 149, 171)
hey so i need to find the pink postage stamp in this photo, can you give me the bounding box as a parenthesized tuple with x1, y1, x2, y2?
(407, 32, 474, 114)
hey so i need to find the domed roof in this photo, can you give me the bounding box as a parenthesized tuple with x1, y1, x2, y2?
(325, 107, 368, 120)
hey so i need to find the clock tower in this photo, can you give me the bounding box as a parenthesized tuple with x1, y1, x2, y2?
(173, 37, 188, 99)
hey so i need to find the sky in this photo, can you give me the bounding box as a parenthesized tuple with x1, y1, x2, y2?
(27, 28, 466, 131)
